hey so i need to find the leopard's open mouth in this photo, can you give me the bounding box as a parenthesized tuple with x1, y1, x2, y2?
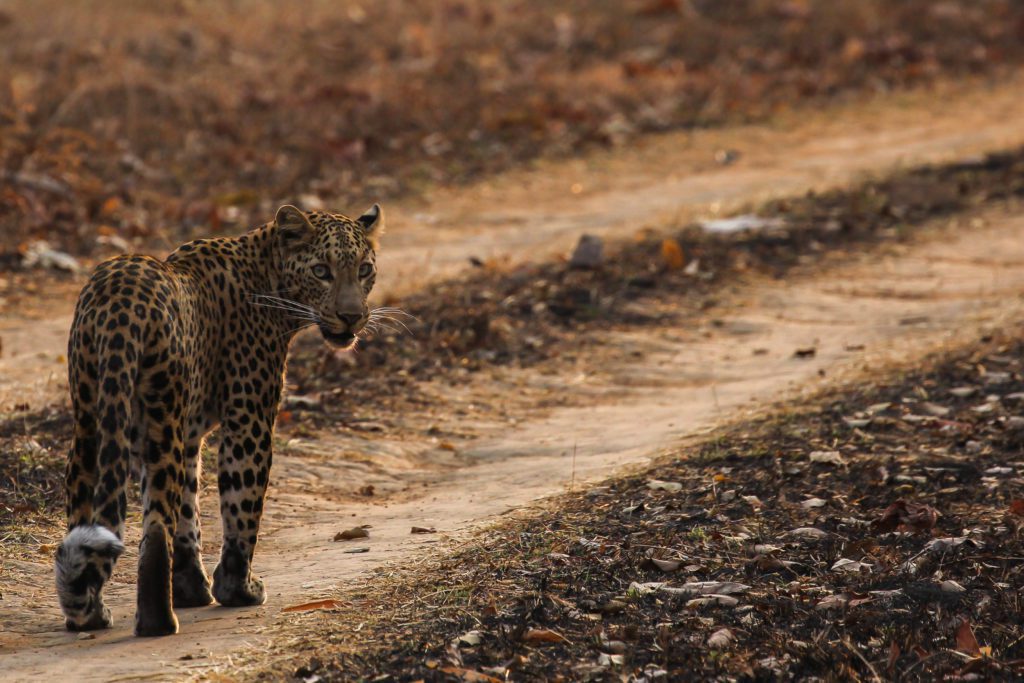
(319, 326, 356, 348)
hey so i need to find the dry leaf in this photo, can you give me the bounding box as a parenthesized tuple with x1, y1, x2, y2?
(816, 593, 850, 611)
(648, 558, 682, 572)
(887, 641, 900, 672)
(660, 238, 685, 269)
(660, 581, 749, 596)
(411, 526, 437, 534)
(831, 558, 872, 573)
(955, 619, 981, 657)
(808, 450, 844, 465)
(281, 598, 344, 613)
(334, 526, 370, 541)
(523, 628, 570, 644)
(647, 479, 683, 492)
(787, 527, 830, 541)
(458, 630, 483, 646)
(1009, 499, 1024, 517)
(439, 667, 502, 683)
(871, 499, 938, 533)
(686, 594, 739, 608)
(707, 628, 734, 648)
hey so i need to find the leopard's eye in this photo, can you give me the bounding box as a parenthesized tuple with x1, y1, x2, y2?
(358, 262, 374, 279)
(311, 264, 332, 280)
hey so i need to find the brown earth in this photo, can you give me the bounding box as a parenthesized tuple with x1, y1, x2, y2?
(2, 81, 1024, 681)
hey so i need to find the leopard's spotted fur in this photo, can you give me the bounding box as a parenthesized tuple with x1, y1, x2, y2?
(55, 204, 382, 636)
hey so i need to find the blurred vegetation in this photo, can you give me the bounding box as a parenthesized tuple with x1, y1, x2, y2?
(1, 0, 1022, 258)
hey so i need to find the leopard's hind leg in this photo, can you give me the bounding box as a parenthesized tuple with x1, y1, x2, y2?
(56, 343, 130, 631)
(172, 433, 214, 607)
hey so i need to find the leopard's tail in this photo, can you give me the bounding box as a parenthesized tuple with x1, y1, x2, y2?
(57, 316, 138, 630)
(55, 525, 125, 629)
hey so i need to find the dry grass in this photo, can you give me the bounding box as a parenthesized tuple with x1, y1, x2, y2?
(1, 0, 1023, 257)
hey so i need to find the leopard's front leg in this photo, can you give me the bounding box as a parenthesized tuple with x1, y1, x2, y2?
(211, 404, 275, 607)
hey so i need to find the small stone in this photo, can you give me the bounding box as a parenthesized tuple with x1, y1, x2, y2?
(569, 234, 604, 269)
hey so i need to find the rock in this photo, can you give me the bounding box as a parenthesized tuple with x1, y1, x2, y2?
(21, 241, 80, 272)
(569, 234, 604, 269)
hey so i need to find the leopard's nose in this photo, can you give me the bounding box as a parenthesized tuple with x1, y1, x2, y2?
(337, 312, 362, 328)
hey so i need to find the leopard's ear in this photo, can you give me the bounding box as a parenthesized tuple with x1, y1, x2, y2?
(357, 204, 383, 249)
(275, 204, 315, 251)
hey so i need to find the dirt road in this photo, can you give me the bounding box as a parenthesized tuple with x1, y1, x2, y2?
(2, 76, 1024, 680)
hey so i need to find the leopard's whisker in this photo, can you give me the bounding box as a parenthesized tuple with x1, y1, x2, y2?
(250, 301, 320, 321)
(370, 307, 418, 321)
(250, 294, 316, 315)
(369, 313, 413, 336)
(369, 320, 402, 335)
(279, 321, 318, 340)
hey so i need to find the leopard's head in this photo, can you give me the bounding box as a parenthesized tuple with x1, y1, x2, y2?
(273, 204, 383, 348)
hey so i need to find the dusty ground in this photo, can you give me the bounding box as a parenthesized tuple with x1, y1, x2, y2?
(3, 90, 1024, 680)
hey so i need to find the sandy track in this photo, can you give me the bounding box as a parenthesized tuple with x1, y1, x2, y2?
(3, 75, 1024, 412)
(3, 76, 1024, 680)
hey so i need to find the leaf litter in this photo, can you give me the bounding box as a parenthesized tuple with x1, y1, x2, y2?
(275, 325, 1024, 681)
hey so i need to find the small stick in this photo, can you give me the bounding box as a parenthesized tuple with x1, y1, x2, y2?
(569, 442, 577, 492)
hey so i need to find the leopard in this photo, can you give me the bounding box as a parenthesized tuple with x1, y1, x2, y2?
(55, 203, 383, 636)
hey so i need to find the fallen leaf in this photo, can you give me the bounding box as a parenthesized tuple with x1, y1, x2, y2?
(786, 527, 830, 541)
(627, 581, 665, 596)
(816, 593, 850, 611)
(334, 526, 370, 541)
(887, 641, 900, 672)
(955, 619, 981, 657)
(411, 526, 437, 534)
(801, 497, 826, 509)
(660, 238, 685, 269)
(458, 630, 483, 646)
(439, 667, 502, 683)
(871, 499, 938, 533)
(707, 628, 734, 648)
(919, 401, 951, 417)
(647, 479, 683, 492)
(793, 347, 817, 359)
(282, 599, 344, 613)
(751, 555, 795, 572)
(923, 536, 974, 554)
(647, 558, 682, 573)
(1009, 500, 1024, 517)
(523, 628, 570, 644)
(686, 594, 739, 608)
(831, 558, 872, 573)
(809, 450, 844, 465)
(660, 581, 750, 596)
